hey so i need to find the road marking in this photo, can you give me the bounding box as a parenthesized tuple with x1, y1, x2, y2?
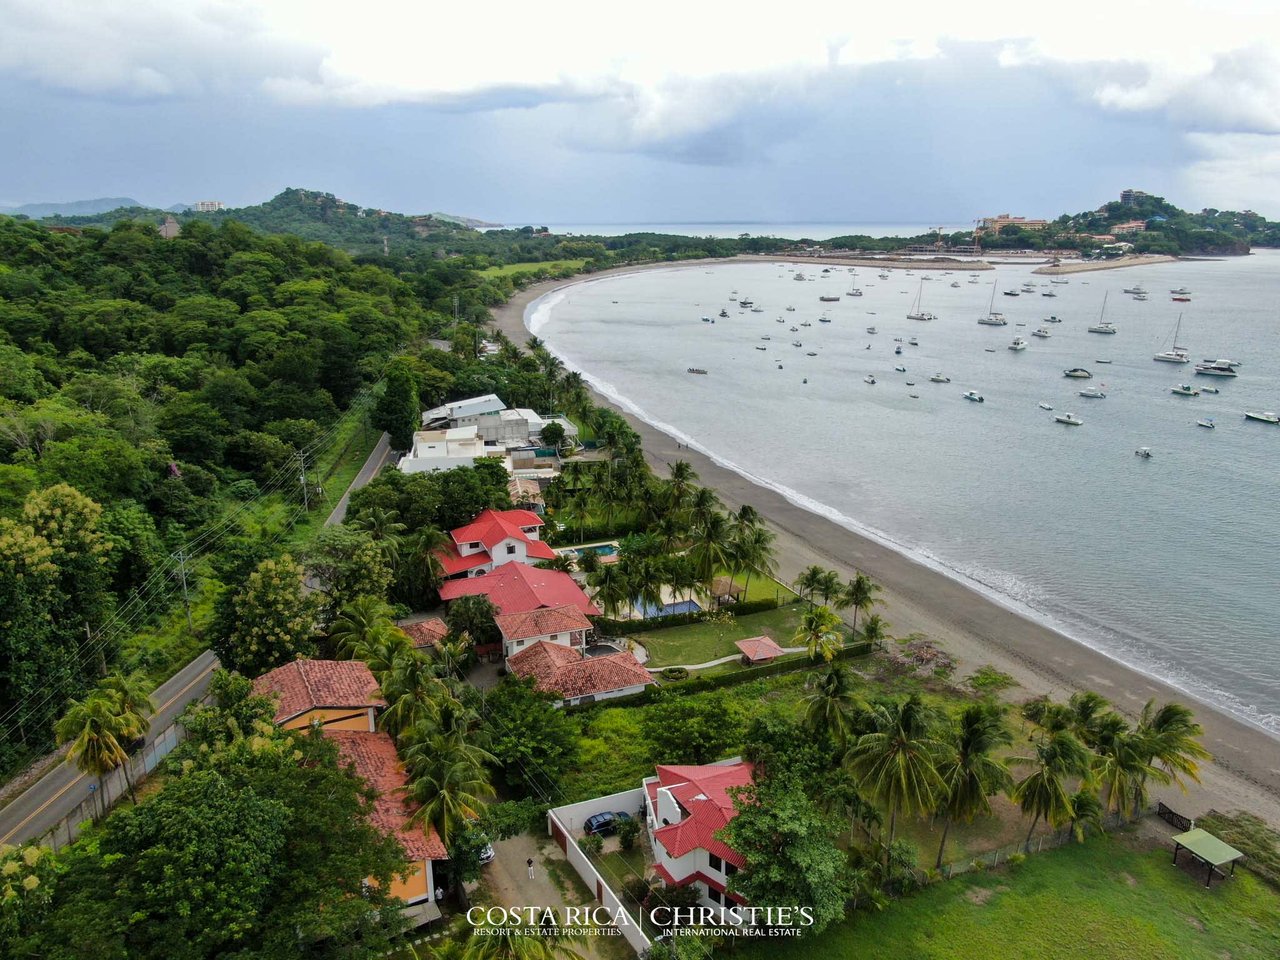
(0, 660, 216, 844)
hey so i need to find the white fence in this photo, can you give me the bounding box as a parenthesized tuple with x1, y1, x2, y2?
(548, 787, 650, 957)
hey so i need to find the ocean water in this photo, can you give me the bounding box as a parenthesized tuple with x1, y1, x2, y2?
(529, 253, 1280, 736)
(501, 222, 969, 240)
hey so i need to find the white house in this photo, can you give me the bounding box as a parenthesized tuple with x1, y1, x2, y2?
(644, 759, 753, 919)
(399, 425, 511, 474)
(435, 508, 557, 578)
(421, 394, 506, 428)
(420, 394, 578, 447)
(494, 604, 593, 660)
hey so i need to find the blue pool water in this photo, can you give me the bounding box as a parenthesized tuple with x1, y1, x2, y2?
(635, 599, 703, 618)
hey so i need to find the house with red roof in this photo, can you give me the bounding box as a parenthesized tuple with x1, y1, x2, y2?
(325, 730, 448, 921)
(494, 604, 593, 660)
(437, 508, 556, 580)
(644, 760, 753, 916)
(252, 659, 386, 731)
(401, 617, 449, 650)
(507, 641, 653, 707)
(437, 561, 599, 617)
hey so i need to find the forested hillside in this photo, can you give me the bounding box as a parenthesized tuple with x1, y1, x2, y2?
(0, 216, 439, 770)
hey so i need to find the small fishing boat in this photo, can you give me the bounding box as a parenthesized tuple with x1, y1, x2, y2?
(806, 351, 817, 356)
(1243, 411, 1279, 424)
(929, 373, 951, 383)
(1055, 413, 1083, 425)
(718, 309, 729, 318)
(1044, 315, 1062, 323)
(1135, 447, 1153, 459)
(1064, 368, 1093, 379)
(1172, 295, 1191, 302)
(1009, 337, 1028, 351)
(700, 316, 711, 322)
(755, 346, 767, 351)
(1201, 386, 1219, 394)
(866, 326, 878, 334)
(785, 305, 796, 311)
(908, 337, 919, 346)
(687, 368, 708, 375)
(864, 375, 877, 385)
(962, 390, 985, 403)
(1031, 327, 1051, 338)
(1095, 359, 1112, 364)
(1197, 418, 1216, 429)
(906, 381, 915, 386)
(894, 365, 906, 372)
(1170, 384, 1199, 397)
(1078, 386, 1106, 399)
(1038, 402, 1053, 411)
(895, 344, 903, 355)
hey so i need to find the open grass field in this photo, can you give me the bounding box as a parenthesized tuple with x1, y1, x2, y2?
(736, 832, 1280, 960)
(636, 603, 807, 666)
(480, 259, 586, 277)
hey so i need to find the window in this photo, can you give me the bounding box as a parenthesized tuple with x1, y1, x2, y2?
(550, 633, 559, 642)
(707, 888, 722, 905)
(469, 541, 481, 550)
(506, 544, 516, 555)
(708, 853, 722, 872)
(516, 639, 526, 647)
(725, 863, 738, 877)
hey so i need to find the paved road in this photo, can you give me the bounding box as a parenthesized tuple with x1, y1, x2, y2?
(0, 430, 395, 847)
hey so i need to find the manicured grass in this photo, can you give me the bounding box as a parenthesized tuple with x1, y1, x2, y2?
(637, 605, 807, 666)
(736, 833, 1280, 960)
(480, 259, 586, 277)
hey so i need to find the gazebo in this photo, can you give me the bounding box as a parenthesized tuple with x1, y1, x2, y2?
(710, 576, 746, 607)
(1171, 828, 1246, 887)
(736, 635, 785, 665)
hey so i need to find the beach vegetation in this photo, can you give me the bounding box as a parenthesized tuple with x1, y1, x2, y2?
(965, 665, 1017, 694)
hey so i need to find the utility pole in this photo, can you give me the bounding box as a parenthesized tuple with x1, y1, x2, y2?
(297, 450, 310, 510)
(176, 550, 194, 632)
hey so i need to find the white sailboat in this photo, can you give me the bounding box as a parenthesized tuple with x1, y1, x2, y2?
(1154, 313, 1190, 363)
(978, 281, 1007, 325)
(907, 279, 936, 321)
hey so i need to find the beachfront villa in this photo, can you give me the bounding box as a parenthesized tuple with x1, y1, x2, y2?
(494, 604, 594, 659)
(436, 508, 556, 580)
(644, 760, 753, 920)
(423, 393, 578, 447)
(437, 561, 600, 617)
(506, 640, 654, 707)
(399, 425, 511, 474)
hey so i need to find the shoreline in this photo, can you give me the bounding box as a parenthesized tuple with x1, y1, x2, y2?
(1032, 254, 1179, 275)
(491, 262, 1280, 829)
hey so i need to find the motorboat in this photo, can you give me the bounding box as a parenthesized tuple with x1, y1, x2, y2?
(1132, 294, 1149, 301)
(929, 373, 951, 383)
(866, 326, 878, 334)
(700, 316, 711, 322)
(1170, 287, 1191, 295)
(755, 345, 767, 351)
(786, 305, 796, 311)
(1172, 295, 1191, 302)
(895, 344, 903, 355)
(909, 392, 920, 398)
(1008, 337, 1028, 351)
(818, 316, 830, 323)
(687, 368, 708, 375)
(906, 381, 915, 386)
(1031, 327, 1051, 338)
(894, 365, 907, 372)
(793, 274, 806, 281)
(819, 295, 841, 303)
(1170, 384, 1199, 396)
(1243, 411, 1279, 424)
(1095, 359, 1112, 364)
(1194, 362, 1238, 377)
(792, 340, 803, 347)
(1078, 386, 1106, 399)
(775, 317, 785, 323)
(1135, 447, 1153, 459)
(1042, 290, 1057, 297)
(1050, 278, 1068, 284)
(1038, 402, 1054, 411)
(800, 321, 812, 327)
(1197, 418, 1216, 429)
(849, 288, 863, 297)
(1064, 368, 1093, 379)
(718, 309, 729, 318)
(1088, 322, 1117, 334)
(962, 390, 985, 403)
(951, 281, 961, 288)
(1003, 289, 1021, 297)
(1201, 358, 1242, 368)
(1122, 284, 1146, 295)
(806, 351, 818, 356)
(750, 306, 764, 313)
(739, 298, 754, 307)
(1044, 315, 1062, 323)
(1055, 413, 1083, 425)
(984, 348, 996, 352)
(789, 325, 799, 332)
(878, 272, 890, 279)
(1201, 386, 1219, 394)
(864, 375, 877, 385)
(908, 337, 919, 346)
(760, 335, 771, 340)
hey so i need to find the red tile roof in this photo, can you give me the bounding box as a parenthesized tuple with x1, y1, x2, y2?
(438, 562, 600, 616)
(507, 641, 653, 700)
(735, 635, 785, 662)
(495, 605, 592, 642)
(651, 761, 753, 868)
(401, 618, 449, 649)
(252, 660, 386, 725)
(437, 509, 555, 576)
(324, 730, 447, 861)
(436, 547, 492, 577)
(652, 864, 746, 904)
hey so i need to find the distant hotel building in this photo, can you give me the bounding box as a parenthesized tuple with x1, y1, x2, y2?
(194, 200, 225, 212)
(1112, 220, 1147, 235)
(1119, 189, 1148, 207)
(976, 213, 1049, 235)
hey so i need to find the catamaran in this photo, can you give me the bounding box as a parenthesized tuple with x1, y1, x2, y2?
(906, 279, 936, 321)
(978, 281, 1007, 325)
(1154, 313, 1190, 363)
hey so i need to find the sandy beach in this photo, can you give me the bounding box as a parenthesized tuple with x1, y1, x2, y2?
(492, 263, 1280, 829)
(1032, 255, 1179, 275)
(737, 254, 994, 271)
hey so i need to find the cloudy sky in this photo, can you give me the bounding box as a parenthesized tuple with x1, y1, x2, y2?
(2, 0, 1279, 224)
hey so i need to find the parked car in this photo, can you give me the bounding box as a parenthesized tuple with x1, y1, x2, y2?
(583, 811, 633, 837)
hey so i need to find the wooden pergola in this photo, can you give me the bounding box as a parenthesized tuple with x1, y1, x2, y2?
(1171, 828, 1245, 888)
(710, 576, 745, 607)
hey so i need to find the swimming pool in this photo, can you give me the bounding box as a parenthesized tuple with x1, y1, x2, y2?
(633, 599, 702, 618)
(569, 543, 618, 558)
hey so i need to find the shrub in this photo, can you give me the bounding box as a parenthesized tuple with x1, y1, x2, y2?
(967, 665, 1018, 694)
(226, 479, 259, 500)
(621, 876, 654, 906)
(1006, 852, 1027, 867)
(617, 816, 641, 851)
(660, 667, 689, 682)
(578, 833, 604, 856)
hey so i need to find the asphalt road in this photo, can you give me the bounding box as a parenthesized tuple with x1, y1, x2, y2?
(0, 431, 393, 847)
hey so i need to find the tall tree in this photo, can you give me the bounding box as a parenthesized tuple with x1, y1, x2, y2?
(932, 703, 1013, 868)
(795, 605, 844, 662)
(53, 691, 131, 818)
(836, 572, 881, 637)
(213, 554, 318, 677)
(373, 359, 419, 450)
(803, 664, 863, 747)
(401, 731, 496, 848)
(1011, 730, 1093, 850)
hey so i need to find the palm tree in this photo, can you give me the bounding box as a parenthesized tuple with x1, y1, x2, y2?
(687, 511, 734, 592)
(55, 692, 132, 814)
(1065, 788, 1105, 843)
(804, 664, 863, 747)
(401, 732, 496, 847)
(359, 628, 416, 679)
(794, 565, 829, 607)
(795, 605, 844, 662)
(685, 486, 722, 533)
(331, 596, 396, 659)
(1010, 730, 1092, 850)
(378, 651, 445, 737)
(845, 695, 945, 870)
(98, 673, 153, 738)
(818, 767, 881, 848)
(352, 507, 407, 565)
(1066, 691, 1111, 746)
(932, 703, 1013, 869)
(836, 572, 881, 637)
(398, 526, 451, 603)
(1088, 713, 1163, 817)
(664, 461, 698, 514)
(816, 570, 843, 606)
(587, 563, 631, 619)
(860, 614, 890, 648)
(729, 524, 777, 600)
(1134, 699, 1211, 813)
(462, 924, 584, 960)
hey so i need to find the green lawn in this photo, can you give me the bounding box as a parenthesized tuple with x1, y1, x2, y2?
(480, 259, 586, 277)
(637, 605, 807, 666)
(737, 833, 1280, 960)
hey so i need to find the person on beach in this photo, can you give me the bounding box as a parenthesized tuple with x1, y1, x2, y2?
(527, 857, 535, 879)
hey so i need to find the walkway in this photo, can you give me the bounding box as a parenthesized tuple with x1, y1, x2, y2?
(0, 430, 395, 847)
(645, 646, 807, 672)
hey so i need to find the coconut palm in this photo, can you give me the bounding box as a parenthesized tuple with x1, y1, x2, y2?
(804, 664, 863, 746)
(664, 461, 698, 514)
(1065, 788, 1105, 843)
(359, 627, 416, 678)
(818, 767, 881, 847)
(1010, 730, 1092, 850)
(330, 595, 396, 659)
(398, 526, 451, 601)
(845, 695, 945, 870)
(685, 486, 722, 533)
(816, 569, 843, 606)
(55, 692, 133, 814)
(1066, 691, 1111, 746)
(1134, 699, 1211, 809)
(1087, 712, 1163, 817)
(796, 605, 845, 662)
(378, 651, 445, 737)
(932, 703, 1013, 868)
(836, 572, 882, 637)
(462, 925, 585, 960)
(730, 524, 777, 599)
(687, 511, 734, 591)
(402, 732, 496, 847)
(97, 672, 153, 739)
(587, 563, 631, 619)
(352, 506, 407, 564)
(794, 565, 829, 607)
(860, 614, 890, 648)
